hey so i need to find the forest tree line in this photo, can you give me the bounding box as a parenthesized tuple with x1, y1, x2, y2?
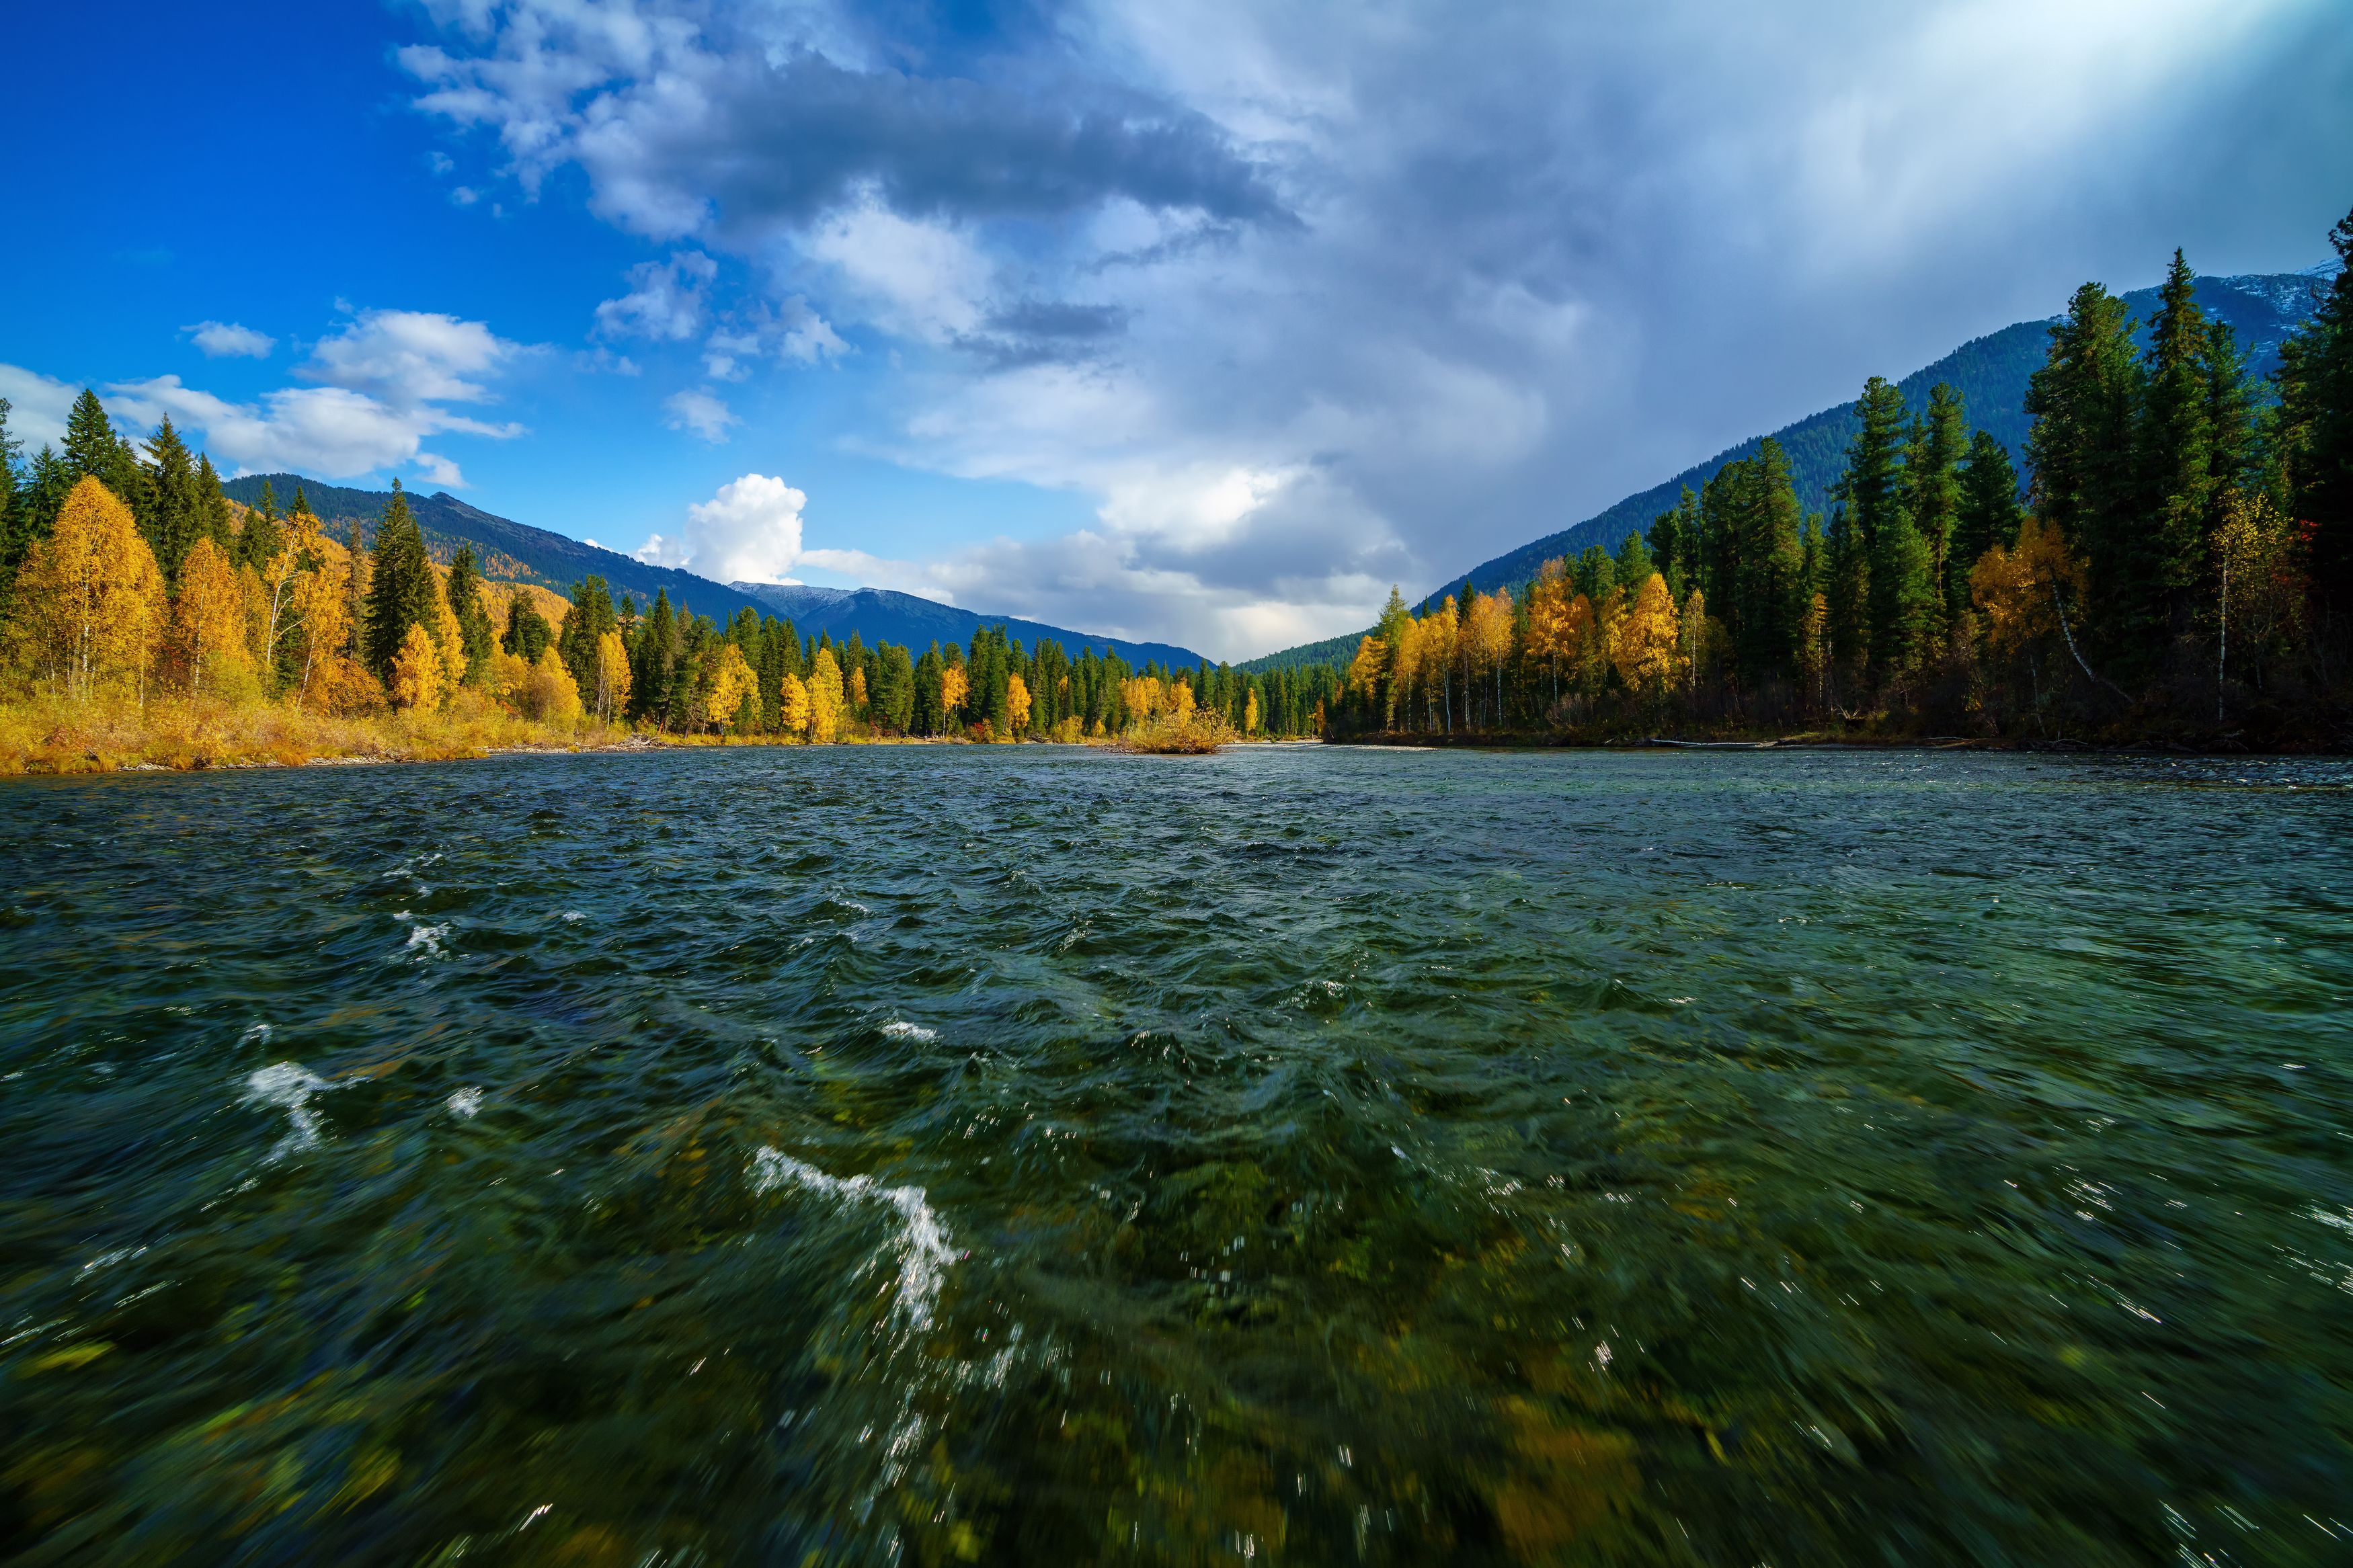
(0, 399, 1337, 743)
(1333, 213, 2353, 741)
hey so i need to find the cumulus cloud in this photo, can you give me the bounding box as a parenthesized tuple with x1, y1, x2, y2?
(409, 0, 2352, 658)
(0, 363, 81, 450)
(635, 472, 808, 583)
(185, 321, 276, 358)
(303, 308, 524, 408)
(595, 251, 717, 341)
(73, 306, 536, 485)
(664, 387, 738, 442)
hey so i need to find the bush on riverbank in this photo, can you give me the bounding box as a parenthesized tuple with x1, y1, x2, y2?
(1118, 708, 1235, 753)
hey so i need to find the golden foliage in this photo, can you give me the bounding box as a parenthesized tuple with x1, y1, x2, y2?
(1466, 588, 1514, 675)
(9, 478, 167, 699)
(390, 624, 443, 711)
(778, 669, 809, 736)
(172, 537, 251, 695)
(805, 647, 844, 743)
(493, 646, 581, 724)
(288, 550, 353, 710)
(2214, 490, 2306, 678)
(939, 662, 969, 718)
(1612, 572, 1681, 695)
(1970, 515, 2083, 660)
(1344, 634, 1385, 705)
(592, 630, 631, 724)
(706, 643, 758, 732)
(1004, 672, 1032, 735)
(530, 646, 583, 726)
(1244, 688, 1261, 733)
(432, 579, 467, 691)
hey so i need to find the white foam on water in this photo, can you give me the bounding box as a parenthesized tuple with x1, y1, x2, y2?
(879, 1021, 938, 1042)
(243, 1062, 340, 1161)
(393, 911, 451, 959)
(752, 1148, 955, 1328)
(447, 1086, 483, 1119)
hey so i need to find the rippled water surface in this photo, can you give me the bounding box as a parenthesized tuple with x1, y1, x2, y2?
(5, 746, 2352, 1565)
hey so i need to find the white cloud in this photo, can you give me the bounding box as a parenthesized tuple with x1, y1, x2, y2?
(664, 386, 738, 442)
(303, 308, 524, 408)
(635, 472, 808, 583)
(803, 201, 990, 344)
(594, 251, 717, 340)
(73, 304, 532, 485)
(402, 0, 2350, 659)
(0, 363, 80, 450)
(185, 321, 276, 359)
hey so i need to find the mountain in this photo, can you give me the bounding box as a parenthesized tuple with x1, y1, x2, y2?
(1239, 267, 2334, 673)
(218, 473, 1209, 665)
(729, 583, 1208, 669)
(220, 474, 774, 625)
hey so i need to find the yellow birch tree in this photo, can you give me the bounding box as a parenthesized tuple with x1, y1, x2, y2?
(391, 623, 443, 710)
(779, 669, 809, 737)
(593, 629, 632, 725)
(172, 536, 251, 695)
(806, 647, 844, 743)
(1613, 573, 1680, 697)
(706, 643, 757, 733)
(1004, 673, 1032, 737)
(9, 477, 167, 700)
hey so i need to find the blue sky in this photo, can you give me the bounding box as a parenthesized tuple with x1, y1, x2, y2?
(2, 1, 2348, 660)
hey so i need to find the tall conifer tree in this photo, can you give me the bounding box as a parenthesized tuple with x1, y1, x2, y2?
(363, 482, 438, 677)
(142, 416, 204, 581)
(2276, 205, 2353, 619)
(1952, 432, 2023, 614)
(2026, 284, 2141, 659)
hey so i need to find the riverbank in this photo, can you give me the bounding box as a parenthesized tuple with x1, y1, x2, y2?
(0, 696, 1316, 775)
(0, 692, 645, 775)
(1333, 709, 2353, 754)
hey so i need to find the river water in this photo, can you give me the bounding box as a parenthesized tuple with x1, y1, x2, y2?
(3, 746, 2350, 1565)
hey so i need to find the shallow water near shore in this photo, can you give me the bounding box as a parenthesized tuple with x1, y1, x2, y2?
(3, 745, 2351, 1565)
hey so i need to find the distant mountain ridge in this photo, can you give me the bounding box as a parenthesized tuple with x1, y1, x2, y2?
(730, 583, 1207, 669)
(219, 474, 1208, 666)
(1239, 267, 2333, 673)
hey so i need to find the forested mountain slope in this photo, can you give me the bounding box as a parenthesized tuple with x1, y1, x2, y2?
(221, 475, 771, 625)
(731, 583, 1205, 669)
(1240, 267, 2332, 673)
(221, 475, 1205, 663)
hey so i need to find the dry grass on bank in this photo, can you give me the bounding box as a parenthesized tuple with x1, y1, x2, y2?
(0, 690, 633, 775)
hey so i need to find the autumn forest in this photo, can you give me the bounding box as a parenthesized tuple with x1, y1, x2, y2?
(3, 214, 2350, 768)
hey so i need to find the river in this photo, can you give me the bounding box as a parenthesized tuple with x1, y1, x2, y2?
(3, 746, 2349, 1564)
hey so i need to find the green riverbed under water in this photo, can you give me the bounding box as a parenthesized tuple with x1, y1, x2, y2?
(3, 746, 2350, 1565)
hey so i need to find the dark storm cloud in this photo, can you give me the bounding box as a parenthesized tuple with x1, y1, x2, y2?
(681, 52, 1289, 233)
(410, 0, 2353, 659)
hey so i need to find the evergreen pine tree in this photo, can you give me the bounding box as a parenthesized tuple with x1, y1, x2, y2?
(1952, 431, 2023, 613)
(1844, 376, 1938, 686)
(445, 548, 495, 684)
(1611, 527, 1654, 590)
(1907, 383, 1967, 640)
(631, 589, 678, 723)
(141, 416, 205, 581)
(2025, 282, 2142, 660)
(0, 401, 22, 615)
(363, 481, 438, 678)
(2136, 249, 2219, 655)
(235, 471, 284, 570)
(1730, 438, 1808, 687)
(2275, 204, 2353, 620)
(63, 389, 117, 483)
(195, 455, 235, 554)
